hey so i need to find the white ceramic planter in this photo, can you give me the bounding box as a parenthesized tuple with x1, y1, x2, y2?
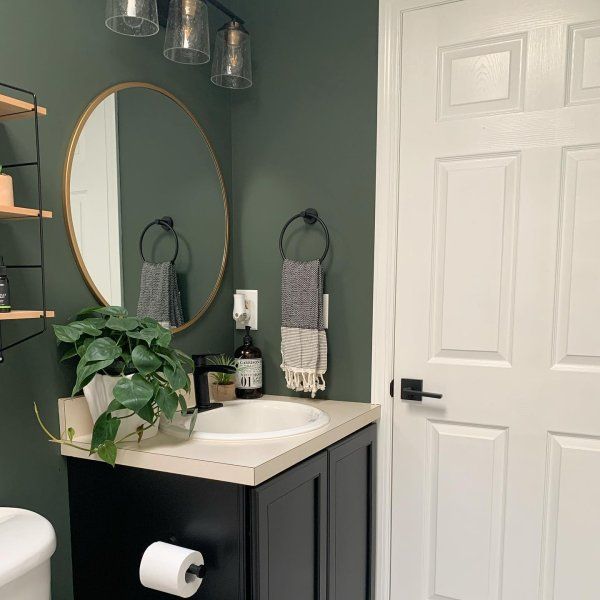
(0, 174, 14, 207)
(83, 374, 159, 441)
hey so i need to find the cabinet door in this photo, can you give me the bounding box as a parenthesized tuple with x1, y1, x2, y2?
(328, 424, 376, 600)
(250, 452, 327, 600)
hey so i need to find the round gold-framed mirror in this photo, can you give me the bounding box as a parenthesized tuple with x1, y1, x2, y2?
(63, 82, 229, 333)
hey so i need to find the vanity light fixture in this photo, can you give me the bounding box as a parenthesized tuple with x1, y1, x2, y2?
(211, 20, 252, 89)
(164, 0, 210, 64)
(106, 0, 252, 89)
(105, 0, 160, 37)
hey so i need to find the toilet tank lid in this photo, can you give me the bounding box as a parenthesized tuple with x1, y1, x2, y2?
(0, 508, 57, 587)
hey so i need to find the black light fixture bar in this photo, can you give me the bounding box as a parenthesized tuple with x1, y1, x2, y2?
(204, 0, 245, 24)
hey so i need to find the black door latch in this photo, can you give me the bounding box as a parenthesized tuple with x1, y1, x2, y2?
(400, 378, 443, 402)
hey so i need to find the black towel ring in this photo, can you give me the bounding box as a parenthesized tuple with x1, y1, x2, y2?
(139, 216, 179, 263)
(279, 208, 330, 263)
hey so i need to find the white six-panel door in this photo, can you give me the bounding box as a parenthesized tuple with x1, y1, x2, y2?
(390, 1, 600, 598)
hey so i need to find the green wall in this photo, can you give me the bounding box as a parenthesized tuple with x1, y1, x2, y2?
(117, 87, 227, 321)
(0, 2, 232, 598)
(230, 0, 379, 401)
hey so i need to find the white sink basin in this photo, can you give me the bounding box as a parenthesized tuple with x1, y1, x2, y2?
(160, 400, 330, 441)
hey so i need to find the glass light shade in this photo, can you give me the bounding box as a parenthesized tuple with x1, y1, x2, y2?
(164, 0, 210, 64)
(105, 0, 159, 37)
(211, 21, 252, 89)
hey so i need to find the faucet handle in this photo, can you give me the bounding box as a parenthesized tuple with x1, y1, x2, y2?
(192, 353, 220, 366)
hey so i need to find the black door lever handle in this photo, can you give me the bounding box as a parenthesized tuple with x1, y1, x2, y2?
(400, 378, 443, 402)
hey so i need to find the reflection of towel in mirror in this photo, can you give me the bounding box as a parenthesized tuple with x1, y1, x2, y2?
(280, 259, 327, 398)
(136, 261, 184, 329)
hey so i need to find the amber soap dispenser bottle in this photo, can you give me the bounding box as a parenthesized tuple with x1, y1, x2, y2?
(234, 326, 263, 399)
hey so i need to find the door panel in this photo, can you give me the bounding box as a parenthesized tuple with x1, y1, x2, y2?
(390, 1, 600, 598)
(424, 422, 507, 600)
(251, 452, 327, 600)
(328, 425, 376, 600)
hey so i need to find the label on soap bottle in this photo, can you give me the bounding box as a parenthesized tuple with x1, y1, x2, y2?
(236, 358, 262, 390)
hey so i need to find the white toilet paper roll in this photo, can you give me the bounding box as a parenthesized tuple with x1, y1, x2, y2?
(139, 541, 204, 598)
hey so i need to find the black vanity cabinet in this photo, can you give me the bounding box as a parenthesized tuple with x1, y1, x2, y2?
(68, 424, 376, 600)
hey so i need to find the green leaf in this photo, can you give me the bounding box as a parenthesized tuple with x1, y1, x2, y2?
(77, 337, 93, 358)
(67, 427, 75, 442)
(156, 328, 173, 348)
(127, 328, 160, 345)
(164, 364, 188, 392)
(96, 306, 129, 317)
(106, 316, 139, 331)
(106, 398, 124, 413)
(140, 317, 159, 327)
(97, 440, 118, 466)
(83, 337, 121, 363)
(131, 345, 162, 375)
(155, 348, 179, 370)
(137, 402, 155, 424)
(91, 411, 120, 453)
(60, 346, 79, 362)
(53, 324, 82, 343)
(155, 387, 179, 420)
(72, 358, 114, 395)
(81, 317, 106, 329)
(174, 349, 195, 374)
(113, 374, 154, 413)
(177, 393, 188, 415)
(187, 409, 198, 438)
(68, 320, 102, 337)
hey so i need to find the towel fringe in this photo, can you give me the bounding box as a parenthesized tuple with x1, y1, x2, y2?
(282, 366, 326, 399)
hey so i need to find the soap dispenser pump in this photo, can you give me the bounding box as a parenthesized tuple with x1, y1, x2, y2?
(234, 326, 263, 399)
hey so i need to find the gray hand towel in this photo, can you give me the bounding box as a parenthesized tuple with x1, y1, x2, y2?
(136, 261, 184, 329)
(281, 259, 327, 397)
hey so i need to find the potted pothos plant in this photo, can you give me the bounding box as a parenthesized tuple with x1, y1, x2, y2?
(35, 306, 195, 466)
(208, 354, 238, 401)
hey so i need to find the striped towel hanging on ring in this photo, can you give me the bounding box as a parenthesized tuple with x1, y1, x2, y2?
(280, 259, 327, 398)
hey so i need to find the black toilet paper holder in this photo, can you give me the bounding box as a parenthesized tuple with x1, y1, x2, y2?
(187, 563, 206, 579)
(168, 536, 206, 580)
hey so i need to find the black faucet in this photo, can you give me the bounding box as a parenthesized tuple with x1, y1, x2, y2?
(190, 353, 237, 413)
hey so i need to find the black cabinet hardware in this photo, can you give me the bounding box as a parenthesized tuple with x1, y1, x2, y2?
(400, 378, 443, 401)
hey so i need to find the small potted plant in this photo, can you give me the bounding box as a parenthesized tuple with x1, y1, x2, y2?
(0, 165, 14, 207)
(208, 354, 238, 401)
(36, 306, 194, 466)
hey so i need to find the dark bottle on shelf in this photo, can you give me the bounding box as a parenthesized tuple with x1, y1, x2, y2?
(0, 257, 10, 313)
(234, 326, 263, 399)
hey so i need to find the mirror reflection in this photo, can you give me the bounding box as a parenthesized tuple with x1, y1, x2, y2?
(66, 84, 228, 330)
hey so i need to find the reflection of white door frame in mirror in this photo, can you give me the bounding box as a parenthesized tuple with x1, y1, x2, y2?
(63, 81, 230, 333)
(70, 93, 123, 306)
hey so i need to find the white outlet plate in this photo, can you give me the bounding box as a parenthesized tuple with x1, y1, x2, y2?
(236, 289, 258, 330)
(324, 294, 329, 329)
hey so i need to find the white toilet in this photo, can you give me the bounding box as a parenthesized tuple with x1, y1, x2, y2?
(0, 508, 56, 600)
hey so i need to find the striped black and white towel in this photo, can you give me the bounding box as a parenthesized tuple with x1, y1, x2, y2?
(281, 259, 327, 397)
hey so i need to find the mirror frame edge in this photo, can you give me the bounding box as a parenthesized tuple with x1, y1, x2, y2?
(62, 81, 230, 334)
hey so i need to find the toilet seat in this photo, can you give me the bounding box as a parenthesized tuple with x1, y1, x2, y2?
(0, 508, 56, 589)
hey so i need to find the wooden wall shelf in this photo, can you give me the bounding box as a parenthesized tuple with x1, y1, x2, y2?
(0, 206, 53, 220)
(0, 93, 47, 121)
(0, 310, 55, 321)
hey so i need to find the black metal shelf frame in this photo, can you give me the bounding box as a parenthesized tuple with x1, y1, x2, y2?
(0, 81, 47, 364)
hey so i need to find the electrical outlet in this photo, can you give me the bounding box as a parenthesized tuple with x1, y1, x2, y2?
(236, 289, 258, 330)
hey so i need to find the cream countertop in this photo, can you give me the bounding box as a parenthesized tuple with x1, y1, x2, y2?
(58, 395, 380, 486)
